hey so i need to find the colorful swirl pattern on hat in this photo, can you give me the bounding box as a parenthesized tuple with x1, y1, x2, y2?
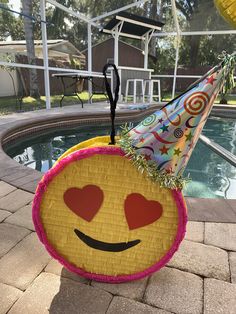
(128, 66, 226, 176)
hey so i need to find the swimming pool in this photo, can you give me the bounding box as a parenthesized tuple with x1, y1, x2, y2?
(5, 117, 236, 199)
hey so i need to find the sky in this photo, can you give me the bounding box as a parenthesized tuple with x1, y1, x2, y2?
(8, 0, 21, 13)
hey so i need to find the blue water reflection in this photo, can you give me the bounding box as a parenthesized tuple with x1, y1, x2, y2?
(5, 117, 236, 199)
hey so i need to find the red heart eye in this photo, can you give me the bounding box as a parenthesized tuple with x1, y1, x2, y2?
(124, 193, 163, 230)
(63, 185, 104, 222)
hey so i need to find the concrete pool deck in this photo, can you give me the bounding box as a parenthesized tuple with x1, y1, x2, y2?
(0, 103, 236, 313)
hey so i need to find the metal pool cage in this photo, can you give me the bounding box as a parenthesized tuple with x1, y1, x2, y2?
(0, 0, 235, 109)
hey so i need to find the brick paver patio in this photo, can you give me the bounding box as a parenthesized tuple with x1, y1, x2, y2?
(0, 182, 236, 314)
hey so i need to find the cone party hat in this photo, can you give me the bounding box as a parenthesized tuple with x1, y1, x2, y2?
(120, 53, 236, 189)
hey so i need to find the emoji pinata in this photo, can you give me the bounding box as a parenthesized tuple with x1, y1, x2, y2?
(33, 54, 236, 283)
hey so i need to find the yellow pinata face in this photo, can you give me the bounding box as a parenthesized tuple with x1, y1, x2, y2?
(38, 146, 183, 279)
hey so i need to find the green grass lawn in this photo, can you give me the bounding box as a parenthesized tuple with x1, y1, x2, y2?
(0, 92, 107, 115)
(0, 91, 235, 115)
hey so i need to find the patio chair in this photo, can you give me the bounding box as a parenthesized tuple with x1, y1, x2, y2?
(144, 79, 161, 102)
(125, 79, 145, 103)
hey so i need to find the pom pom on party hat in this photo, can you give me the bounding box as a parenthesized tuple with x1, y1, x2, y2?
(120, 52, 236, 190)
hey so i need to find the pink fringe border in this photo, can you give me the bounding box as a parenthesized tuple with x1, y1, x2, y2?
(32, 146, 187, 283)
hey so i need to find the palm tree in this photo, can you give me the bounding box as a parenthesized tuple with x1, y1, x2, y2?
(21, 0, 40, 98)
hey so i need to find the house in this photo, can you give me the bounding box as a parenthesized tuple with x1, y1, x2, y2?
(0, 40, 86, 97)
(0, 39, 85, 66)
(82, 37, 156, 72)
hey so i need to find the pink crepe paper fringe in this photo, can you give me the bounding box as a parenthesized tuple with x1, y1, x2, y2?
(32, 146, 187, 283)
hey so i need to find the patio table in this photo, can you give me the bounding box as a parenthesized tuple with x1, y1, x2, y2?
(52, 72, 110, 107)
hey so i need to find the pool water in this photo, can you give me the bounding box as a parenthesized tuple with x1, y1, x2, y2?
(184, 117, 236, 199)
(5, 117, 236, 199)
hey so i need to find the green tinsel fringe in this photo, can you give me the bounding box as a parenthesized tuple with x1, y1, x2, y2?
(219, 51, 236, 97)
(119, 125, 190, 191)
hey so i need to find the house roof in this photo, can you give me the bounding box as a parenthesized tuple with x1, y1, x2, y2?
(0, 39, 63, 50)
(0, 40, 85, 59)
(101, 12, 164, 39)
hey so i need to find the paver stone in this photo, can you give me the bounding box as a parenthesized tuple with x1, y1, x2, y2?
(45, 259, 89, 284)
(0, 282, 23, 314)
(5, 204, 34, 231)
(92, 277, 148, 301)
(0, 181, 16, 198)
(0, 189, 34, 213)
(205, 223, 236, 251)
(167, 240, 230, 281)
(107, 296, 172, 314)
(145, 267, 203, 314)
(0, 223, 30, 257)
(185, 221, 204, 243)
(229, 252, 236, 284)
(9, 273, 112, 314)
(0, 209, 11, 222)
(204, 278, 236, 314)
(0, 232, 51, 290)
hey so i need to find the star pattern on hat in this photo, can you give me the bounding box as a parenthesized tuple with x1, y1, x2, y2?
(185, 132, 193, 142)
(206, 75, 217, 85)
(160, 124, 169, 133)
(144, 154, 152, 161)
(159, 145, 169, 155)
(174, 148, 182, 156)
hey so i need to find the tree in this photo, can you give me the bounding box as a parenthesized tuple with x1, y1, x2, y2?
(153, 0, 236, 73)
(172, 0, 236, 67)
(47, 0, 75, 39)
(0, 2, 25, 40)
(0, 53, 18, 107)
(21, 0, 40, 98)
(48, 0, 134, 51)
(2, 0, 235, 90)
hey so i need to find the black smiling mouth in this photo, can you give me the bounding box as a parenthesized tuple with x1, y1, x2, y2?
(74, 229, 141, 252)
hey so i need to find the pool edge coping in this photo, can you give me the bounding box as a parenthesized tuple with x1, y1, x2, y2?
(0, 104, 162, 193)
(0, 103, 236, 223)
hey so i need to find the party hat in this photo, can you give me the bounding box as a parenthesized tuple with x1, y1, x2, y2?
(120, 53, 236, 189)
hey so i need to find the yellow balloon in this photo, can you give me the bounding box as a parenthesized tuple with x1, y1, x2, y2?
(214, 0, 236, 28)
